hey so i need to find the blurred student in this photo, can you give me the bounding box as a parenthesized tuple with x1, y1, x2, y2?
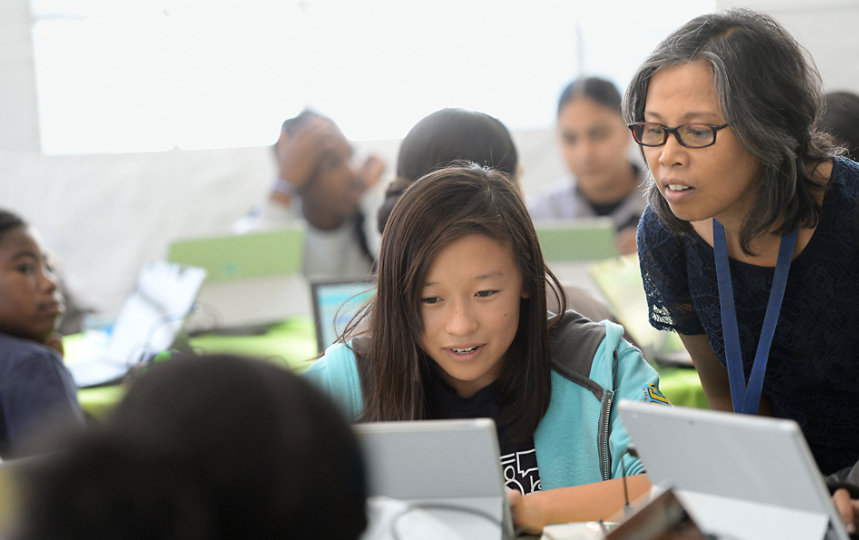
(306, 165, 667, 534)
(0, 209, 84, 459)
(820, 90, 859, 160)
(626, 9, 859, 475)
(13, 354, 367, 540)
(236, 109, 385, 280)
(529, 77, 647, 254)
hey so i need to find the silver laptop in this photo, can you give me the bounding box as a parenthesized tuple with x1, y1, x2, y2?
(618, 400, 849, 540)
(65, 260, 206, 388)
(354, 418, 515, 540)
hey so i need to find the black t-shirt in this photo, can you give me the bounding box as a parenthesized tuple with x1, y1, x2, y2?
(427, 377, 542, 495)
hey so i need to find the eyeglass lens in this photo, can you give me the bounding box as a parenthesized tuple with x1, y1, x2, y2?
(632, 123, 718, 148)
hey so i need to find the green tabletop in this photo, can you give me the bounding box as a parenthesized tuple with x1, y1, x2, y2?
(69, 316, 708, 420)
(68, 316, 320, 421)
(656, 366, 709, 409)
(185, 316, 318, 373)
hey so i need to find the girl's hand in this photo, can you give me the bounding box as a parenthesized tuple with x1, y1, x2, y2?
(833, 488, 859, 535)
(507, 488, 546, 534)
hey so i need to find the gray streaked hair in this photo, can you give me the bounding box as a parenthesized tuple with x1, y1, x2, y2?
(623, 8, 837, 254)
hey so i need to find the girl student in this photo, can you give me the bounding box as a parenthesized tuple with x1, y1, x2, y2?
(528, 76, 647, 255)
(625, 9, 859, 475)
(304, 165, 668, 533)
(0, 209, 84, 458)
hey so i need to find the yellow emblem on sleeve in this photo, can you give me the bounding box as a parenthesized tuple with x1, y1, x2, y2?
(643, 383, 671, 406)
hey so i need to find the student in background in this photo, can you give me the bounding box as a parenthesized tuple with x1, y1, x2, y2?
(376, 107, 631, 337)
(376, 107, 520, 235)
(626, 9, 859, 476)
(13, 354, 367, 540)
(0, 209, 84, 459)
(306, 165, 667, 534)
(235, 109, 385, 280)
(528, 77, 647, 255)
(820, 90, 859, 160)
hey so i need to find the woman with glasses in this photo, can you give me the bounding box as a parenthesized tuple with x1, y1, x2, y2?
(624, 9, 859, 477)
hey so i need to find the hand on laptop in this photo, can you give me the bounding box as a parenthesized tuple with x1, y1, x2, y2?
(833, 488, 859, 535)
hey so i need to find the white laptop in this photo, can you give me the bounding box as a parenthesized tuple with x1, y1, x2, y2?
(166, 227, 308, 333)
(310, 278, 375, 353)
(65, 260, 206, 388)
(353, 418, 515, 540)
(618, 400, 849, 540)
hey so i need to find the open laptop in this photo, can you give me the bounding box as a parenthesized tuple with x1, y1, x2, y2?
(65, 260, 206, 388)
(588, 254, 691, 366)
(166, 227, 307, 333)
(354, 419, 515, 540)
(534, 218, 617, 262)
(310, 278, 375, 353)
(618, 400, 849, 540)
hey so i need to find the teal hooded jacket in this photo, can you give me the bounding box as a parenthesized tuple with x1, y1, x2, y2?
(304, 311, 667, 489)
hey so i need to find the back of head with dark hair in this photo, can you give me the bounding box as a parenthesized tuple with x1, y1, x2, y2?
(14, 355, 367, 540)
(557, 76, 622, 117)
(0, 209, 26, 244)
(377, 108, 519, 234)
(820, 91, 859, 160)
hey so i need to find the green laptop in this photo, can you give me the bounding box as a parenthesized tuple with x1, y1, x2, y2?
(166, 227, 306, 332)
(167, 228, 303, 283)
(535, 218, 617, 262)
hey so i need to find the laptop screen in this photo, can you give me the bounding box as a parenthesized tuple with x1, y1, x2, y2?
(354, 418, 514, 539)
(310, 279, 376, 353)
(617, 400, 849, 540)
(534, 218, 617, 262)
(166, 227, 303, 283)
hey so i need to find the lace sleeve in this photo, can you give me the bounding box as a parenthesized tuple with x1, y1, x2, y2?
(636, 208, 704, 335)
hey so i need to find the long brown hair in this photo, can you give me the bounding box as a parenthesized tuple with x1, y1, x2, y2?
(349, 165, 565, 441)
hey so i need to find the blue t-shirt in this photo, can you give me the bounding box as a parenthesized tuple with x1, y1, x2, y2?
(0, 334, 84, 458)
(637, 156, 859, 475)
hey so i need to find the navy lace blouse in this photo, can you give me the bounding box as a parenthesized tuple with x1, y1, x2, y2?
(638, 156, 859, 475)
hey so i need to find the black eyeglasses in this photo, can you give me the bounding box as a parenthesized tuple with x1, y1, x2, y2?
(627, 122, 730, 148)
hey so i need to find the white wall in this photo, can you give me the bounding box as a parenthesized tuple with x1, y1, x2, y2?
(717, 0, 859, 94)
(4, 1, 858, 318)
(0, 0, 39, 152)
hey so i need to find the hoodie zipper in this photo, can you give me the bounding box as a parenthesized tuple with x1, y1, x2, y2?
(598, 388, 614, 481)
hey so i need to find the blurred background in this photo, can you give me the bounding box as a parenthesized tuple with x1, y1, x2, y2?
(2, 0, 857, 318)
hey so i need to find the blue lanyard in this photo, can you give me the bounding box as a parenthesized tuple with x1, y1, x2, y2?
(712, 219, 798, 415)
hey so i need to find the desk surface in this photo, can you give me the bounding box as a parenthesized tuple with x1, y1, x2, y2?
(70, 317, 707, 420)
(70, 316, 319, 420)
